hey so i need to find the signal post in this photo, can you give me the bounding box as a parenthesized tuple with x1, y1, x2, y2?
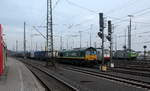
(107, 20, 114, 68)
(98, 13, 107, 71)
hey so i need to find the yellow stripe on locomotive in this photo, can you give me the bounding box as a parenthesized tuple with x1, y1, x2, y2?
(85, 55, 97, 61)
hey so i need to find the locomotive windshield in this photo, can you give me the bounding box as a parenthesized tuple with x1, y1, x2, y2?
(86, 50, 96, 55)
(104, 50, 110, 56)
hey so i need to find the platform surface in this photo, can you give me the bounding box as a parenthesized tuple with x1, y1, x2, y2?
(0, 57, 45, 91)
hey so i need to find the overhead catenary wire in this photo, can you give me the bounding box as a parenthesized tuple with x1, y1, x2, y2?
(106, 0, 139, 14)
(62, 0, 150, 50)
(51, 0, 150, 41)
(135, 10, 150, 18)
(65, 0, 98, 14)
(52, 0, 150, 25)
(33, 26, 46, 39)
(109, 7, 150, 24)
(65, 0, 128, 22)
(53, 0, 62, 9)
(134, 21, 150, 25)
(132, 7, 150, 15)
(65, 0, 127, 25)
(65, 0, 150, 27)
(117, 30, 150, 38)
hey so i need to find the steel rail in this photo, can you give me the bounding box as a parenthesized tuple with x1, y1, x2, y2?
(62, 66, 150, 90)
(22, 61, 78, 91)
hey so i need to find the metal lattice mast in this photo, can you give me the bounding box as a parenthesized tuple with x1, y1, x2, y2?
(47, 0, 54, 64)
(128, 15, 133, 52)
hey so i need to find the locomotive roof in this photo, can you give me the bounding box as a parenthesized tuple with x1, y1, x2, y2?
(95, 48, 109, 51)
(60, 47, 96, 52)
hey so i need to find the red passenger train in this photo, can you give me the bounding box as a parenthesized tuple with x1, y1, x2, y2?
(0, 24, 6, 76)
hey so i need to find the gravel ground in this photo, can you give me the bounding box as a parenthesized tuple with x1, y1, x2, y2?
(19, 58, 148, 91)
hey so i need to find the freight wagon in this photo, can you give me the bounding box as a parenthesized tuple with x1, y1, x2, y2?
(29, 51, 58, 60)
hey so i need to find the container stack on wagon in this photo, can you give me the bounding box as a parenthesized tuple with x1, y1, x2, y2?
(29, 51, 58, 61)
(0, 24, 7, 76)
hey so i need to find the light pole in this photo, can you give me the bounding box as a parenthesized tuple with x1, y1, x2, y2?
(67, 38, 69, 49)
(60, 35, 63, 50)
(70, 35, 78, 49)
(78, 31, 82, 48)
(128, 15, 133, 53)
(115, 35, 117, 51)
(24, 22, 26, 59)
(90, 24, 93, 47)
(16, 40, 18, 52)
(124, 28, 127, 49)
(30, 34, 41, 51)
(94, 42, 97, 48)
(86, 41, 89, 48)
(36, 42, 38, 51)
(90, 32, 92, 47)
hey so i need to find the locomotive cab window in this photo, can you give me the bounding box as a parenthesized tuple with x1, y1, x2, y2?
(86, 50, 96, 55)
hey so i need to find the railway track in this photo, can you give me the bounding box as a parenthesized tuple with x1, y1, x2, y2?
(111, 60, 150, 77)
(110, 67, 150, 77)
(22, 61, 78, 91)
(61, 65, 150, 90)
(115, 66, 150, 72)
(19, 58, 150, 90)
(114, 60, 150, 67)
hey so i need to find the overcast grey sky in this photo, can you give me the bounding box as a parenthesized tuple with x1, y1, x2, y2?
(1, 0, 150, 51)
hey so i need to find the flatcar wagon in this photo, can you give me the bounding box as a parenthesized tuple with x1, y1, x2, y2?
(57, 47, 97, 65)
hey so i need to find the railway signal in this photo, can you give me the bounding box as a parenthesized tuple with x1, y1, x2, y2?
(98, 13, 108, 71)
(108, 21, 112, 36)
(99, 13, 104, 32)
(106, 36, 111, 41)
(106, 20, 114, 67)
(98, 13, 104, 66)
(97, 32, 103, 39)
(106, 20, 112, 41)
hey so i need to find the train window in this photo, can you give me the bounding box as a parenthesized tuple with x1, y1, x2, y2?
(91, 51, 96, 55)
(86, 50, 96, 55)
(86, 51, 91, 55)
(70, 52, 77, 56)
(104, 51, 109, 55)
